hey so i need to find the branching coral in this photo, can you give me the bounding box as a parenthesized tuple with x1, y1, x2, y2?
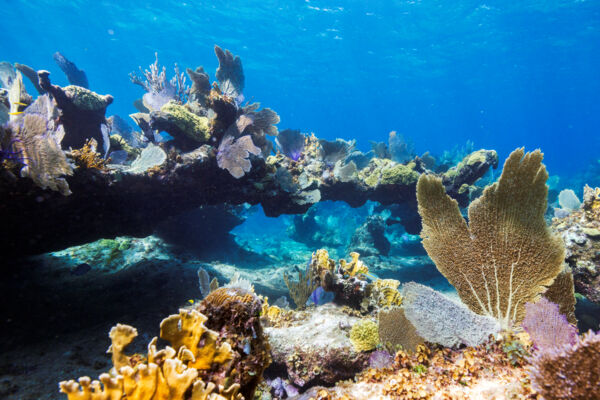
(417, 148, 565, 329)
(129, 52, 187, 104)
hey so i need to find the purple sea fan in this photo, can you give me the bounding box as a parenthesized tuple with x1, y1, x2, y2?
(528, 330, 600, 400)
(275, 129, 305, 161)
(522, 298, 578, 352)
(217, 134, 261, 179)
(369, 350, 393, 369)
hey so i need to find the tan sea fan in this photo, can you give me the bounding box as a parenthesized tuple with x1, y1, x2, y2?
(417, 148, 564, 329)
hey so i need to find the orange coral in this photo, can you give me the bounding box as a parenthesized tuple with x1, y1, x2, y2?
(159, 308, 233, 370)
(59, 309, 242, 400)
(71, 138, 109, 170)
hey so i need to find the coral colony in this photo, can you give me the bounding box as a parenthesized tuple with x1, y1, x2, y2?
(0, 46, 599, 400)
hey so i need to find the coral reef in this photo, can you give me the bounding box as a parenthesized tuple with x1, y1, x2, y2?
(283, 263, 319, 309)
(440, 148, 499, 207)
(38, 70, 112, 152)
(522, 298, 578, 352)
(552, 185, 600, 304)
(542, 268, 578, 325)
(348, 215, 390, 256)
(264, 304, 369, 388)
(0, 47, 497, 258)
(275, 129, 306, 161)
(217, 134, 261, 179)
(59, 308, 247, 400)
(195, 286, 270, 399)
(7, 96, 74, 195)
(304, 337, 537, 400)
(417, 148, 566, 329)
(214, 45, 244, 99)
(125, 143, 167, 174)
(70, 138, 109, 170)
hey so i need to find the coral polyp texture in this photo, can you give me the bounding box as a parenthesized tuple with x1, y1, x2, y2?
(59, 308, 245, 400)
(417, 148, 566, 329)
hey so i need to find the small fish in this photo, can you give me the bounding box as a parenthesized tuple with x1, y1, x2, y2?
(8, 111, 23, 115)
(13, 102, 28, 106)
(188, 299, 195, 304)
(70, 263, 92, 276)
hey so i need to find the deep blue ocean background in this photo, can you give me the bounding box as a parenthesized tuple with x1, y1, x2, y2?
(2, 0, 599, 176)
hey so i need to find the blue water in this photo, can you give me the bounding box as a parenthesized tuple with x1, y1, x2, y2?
(2, 0, 599, 175)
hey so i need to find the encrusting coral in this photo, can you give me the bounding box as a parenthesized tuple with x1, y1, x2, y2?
(196, 286, 271, 400)
(59, 307, 245, 400)
(417, 148, 566, 329)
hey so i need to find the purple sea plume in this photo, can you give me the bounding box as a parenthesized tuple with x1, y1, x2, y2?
(522, 297, 578, 352)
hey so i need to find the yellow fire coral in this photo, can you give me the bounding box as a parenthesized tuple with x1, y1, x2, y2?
(417, 148, 564, 329)
(339, 252, 369, 278)
(160, 308, 233, 370)
(371, 279, 403, 308)
(349, 320, 380, 352)
(59, 309, 241, 400)
(108, 323, 139, 372)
